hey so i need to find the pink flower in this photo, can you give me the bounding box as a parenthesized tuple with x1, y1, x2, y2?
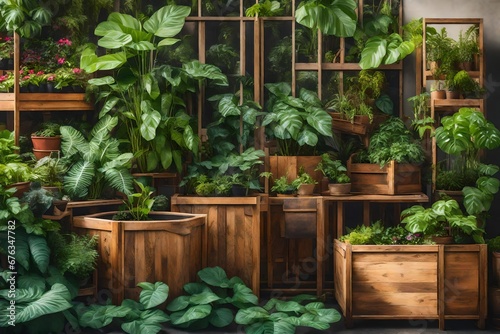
(72, 68, 81, 74)
(57, 57, 65, 64)
(0, 75, 6, 82)
(36, 71, 44, 75)
(29, 69, 35, 74)
(4, 37, 11, 42)
(58, 38, 72, 46)
(47, 75, 55, 81)
(23, 75, 30, 80)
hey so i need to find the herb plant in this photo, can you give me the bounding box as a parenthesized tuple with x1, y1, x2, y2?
(360, 116, 425, 167)
(315, 153, 350, 184)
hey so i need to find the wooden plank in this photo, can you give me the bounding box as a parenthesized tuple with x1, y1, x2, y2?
(353, 282, 436, 293)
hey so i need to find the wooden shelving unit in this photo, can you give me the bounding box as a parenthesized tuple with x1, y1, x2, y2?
(0, 33, 93, 144)
(416, 18, 485, 194)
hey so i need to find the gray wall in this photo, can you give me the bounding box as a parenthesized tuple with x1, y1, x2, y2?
(403, 0, 500, 237)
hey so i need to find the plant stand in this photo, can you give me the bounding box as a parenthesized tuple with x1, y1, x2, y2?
(334, 240, 487, 330)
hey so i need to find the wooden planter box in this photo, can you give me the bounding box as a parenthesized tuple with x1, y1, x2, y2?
(73, 211, 206, 304)
(334, 240, 487, 330)
(347, 158, 422, 195)
(170, 194, 267, 297)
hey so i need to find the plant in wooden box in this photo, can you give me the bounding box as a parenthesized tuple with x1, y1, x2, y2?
(0, 71, 14, 92)
(401, 199, 485, 244)
(315, 153, 351, 195)
(31, 121, 62, 160)
(81, 5, 228, 174)
(60, 115, 134, 200)
(262, 82, 332, 187)
(348, 117, 425, 195)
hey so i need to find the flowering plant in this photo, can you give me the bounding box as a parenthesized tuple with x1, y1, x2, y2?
(52, 67, 89, 89)
(0, 72, 14, 92)
(19, 68, 47, 87)
(0, 36, 14, 60)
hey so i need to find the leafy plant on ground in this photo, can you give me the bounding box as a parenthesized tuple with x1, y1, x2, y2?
(235, 294, 341, 333)
(167, 266, 258, 330)
(75, 281, 170, 334)
(0, 226, 79, 333)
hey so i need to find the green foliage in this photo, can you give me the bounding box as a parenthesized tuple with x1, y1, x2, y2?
(262, 82, 333, 156)
(151, 195, 169, 211)
(295, 0, 357, 37)
(21, 182, 54, 218)
(426, 27, 454, 63)
(401, 199, 485, 243)
(31, 155, 70, 188)
(453, 70, 483, 97)
(0, 129, 32, 186)
(408, 92, 433, 139)
(206, 44, 239, 73)
(0, 0, 53, 37)
(269, 174, 296, 195)
(435, 108, 500, 172)
(82, 5, 227, 173)
(123, 181, 155, 221)
(60, 115, 134, 200)
(235, 296, 341, 333)
(291, 168, 317, 188)
(456, 25, 479, 63)
(77, 281, 170, 334)
(51, 233, 99, 280)
(245, 0, 283, 17)
(366, 117, 425, 167)
(167, 266, 258, 330)
(340, 221, 426, 245)
(315, 153, 350, 183)
(33, 122, 61, 137)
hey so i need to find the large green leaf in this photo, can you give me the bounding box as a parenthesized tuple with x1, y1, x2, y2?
(197, 267, 229, 287)
(171, 305, 212, 325)
(359, 36, 388, 69)
(167, 296, 191, 312)
(102, 166, 134, 195)
(306, 107, 333, 136)
(107, 12, 141, 31)
(209, 307, 233, 328)
(82, 52, 127, 73)
(138, 282, 169, 309)
(182, 60, 228, 86)
(295, 0, 357, 37)
(79, 305, 132, 328)
(28, 235, 50, 274)
(15, 283, 72, 324)
(234, 306, 269, 325)
(144, 5, 191, 38)
(140, 106, 161, 141)
(98, 31, 133, 49)
(63, 161, 96, 199)
(121, 320, 162, 334)
(60, 126, 89, 157)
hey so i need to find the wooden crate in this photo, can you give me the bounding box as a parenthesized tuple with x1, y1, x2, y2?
(347, 158, 422, 195)
(73, 211, 206, 304)
(170, 194, 266, 297)
(334, 240, 487, 330)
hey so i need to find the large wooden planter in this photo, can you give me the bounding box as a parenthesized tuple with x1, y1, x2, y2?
(334, 240, 487, 330)
(347, 158, 422, 195)
(72, 211, 206, 304)
(170, 194, 266, 297)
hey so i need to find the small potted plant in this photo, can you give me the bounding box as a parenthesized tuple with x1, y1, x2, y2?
(453, 70, 484, 98)
(269, 174, 297, 196)
(31, 121, 62, 160)
(315, 153, 351, 195)
(292, 168, 317, 196)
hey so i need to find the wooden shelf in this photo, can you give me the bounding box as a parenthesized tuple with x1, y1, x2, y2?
(0, 92, 93, 111)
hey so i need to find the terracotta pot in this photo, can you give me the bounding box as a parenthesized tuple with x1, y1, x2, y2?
(328, 183, 351, 196)
(297, 184, 315, 196)
(31, 135, 61, 150)
(430, 90, 446, 100)
(33, 149, 59, 160)
(445, 90, 460, 99)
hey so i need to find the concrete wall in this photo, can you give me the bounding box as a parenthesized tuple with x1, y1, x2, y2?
(403, 0, 500, 237)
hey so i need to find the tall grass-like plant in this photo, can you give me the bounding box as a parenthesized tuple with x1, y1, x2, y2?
(81, 5, 228, 173)
(60, 115, 134, 200)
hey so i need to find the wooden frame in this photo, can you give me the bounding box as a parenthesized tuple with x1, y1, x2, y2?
(334, 240, 487, 330)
